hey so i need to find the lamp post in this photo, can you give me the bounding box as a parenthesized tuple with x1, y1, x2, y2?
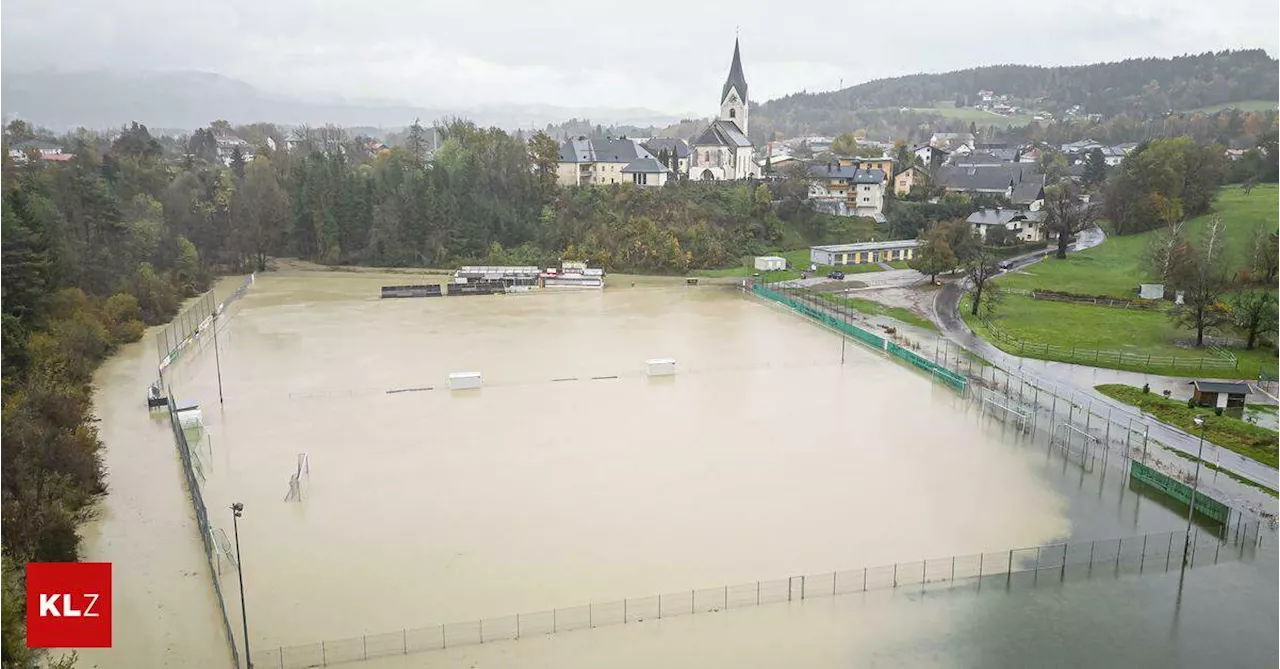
(1181, 416, 1207, 568)
(231, 502, 252, 668)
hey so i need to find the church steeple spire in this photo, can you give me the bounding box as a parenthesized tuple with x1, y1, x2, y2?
(721, 38, 748, 105)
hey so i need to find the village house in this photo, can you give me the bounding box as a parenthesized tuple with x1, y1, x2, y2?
(934, 163, 1047, 209)
(930, 132, 975, 152)
(966, 208, 1047, 243)
(688, 39, 760, 181)
(8, 139, 66, 163)
(807, 162, 887, 218)
(556, 136, 670, 187)
(892, 165, 928, 196)
(912, 143, 949, 168)
(836, 155, 893, 181)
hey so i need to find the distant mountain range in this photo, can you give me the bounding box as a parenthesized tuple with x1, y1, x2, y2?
(0, 70, 687, 133)
(751, 49, 1278, 141)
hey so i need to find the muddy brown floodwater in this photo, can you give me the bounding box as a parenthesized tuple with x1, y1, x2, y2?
(77, 272, 1276, 668)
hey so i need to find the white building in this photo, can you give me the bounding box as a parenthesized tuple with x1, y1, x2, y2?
(556, 137, 670, 186)
(809, 240, 919, 266)
(8, 139, 64, 162)
(807, 163, 887, 218)
(966, 208, 1046, 243)
(688, 39, 760, 181)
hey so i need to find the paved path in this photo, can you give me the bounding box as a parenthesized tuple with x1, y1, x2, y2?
(930, 227, 1279, 491)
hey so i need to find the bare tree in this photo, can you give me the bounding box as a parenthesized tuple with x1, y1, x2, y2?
(1169, 215, 1231, 347)
(1042, 183, 1098, 259)
(1144, 218, 1187, 283)
(965, 247, 1001, 316)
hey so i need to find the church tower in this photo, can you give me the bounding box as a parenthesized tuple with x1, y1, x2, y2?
(718, 38, 748, 135)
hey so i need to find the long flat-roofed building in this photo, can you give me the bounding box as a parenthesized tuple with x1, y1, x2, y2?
(809, 240, 919, 266)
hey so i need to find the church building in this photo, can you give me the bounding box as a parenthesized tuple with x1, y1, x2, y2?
(688, 39, 760, 181)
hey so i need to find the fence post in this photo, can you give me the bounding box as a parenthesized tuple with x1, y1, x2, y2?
(755, 582, 759, 606)
(1141, 535, 1148, 572)
(1166, 532, 1174, 570)
(801, 576, 806, 599)
(403, 629, 407, 654)
(1088, 541, 1095, 572)
(951, 556, 956, 581)
(1116, 537, 1123, 569)
(322, 640, 328, 663)
(724, 585, 728, 609)
(692, 591, 696, 613)
(892, 563, 897, 587)
(1006, 550, 1013, 587)
(978, 552, 984, 577)
(589, 604, 594, 628)
(863, 567, 867, 591)
(1061, 544, 1068, 580)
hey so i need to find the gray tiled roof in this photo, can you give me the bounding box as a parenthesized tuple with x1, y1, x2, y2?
(721, 38, 748, 103)
(621, 157, 670, 173)
(643, 138, 690, 159)
(693, 120, 752, 148)
(966, 208, 1044, 226)
(558, 137, 656, 164)
(807, 164, 886, 183)
(13, 139, 63, 151)
(1192, 380, 1249, 395)
(936, 164, 1045, 204)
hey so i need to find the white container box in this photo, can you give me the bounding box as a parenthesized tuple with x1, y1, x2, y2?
(646, 358, 676, 377)
(754, 256, 786, 271)
(449, 372, 482, 390)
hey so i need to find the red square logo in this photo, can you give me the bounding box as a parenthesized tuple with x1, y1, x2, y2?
(26, 562, 112, 648)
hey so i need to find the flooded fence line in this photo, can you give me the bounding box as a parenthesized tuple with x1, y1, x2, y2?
(155, 274, 256, 371)
(748, 282, 968, 394)
(947, 355, 1268, 522)
(250, 522, 1264, 669)
(164, 392, 243, 669)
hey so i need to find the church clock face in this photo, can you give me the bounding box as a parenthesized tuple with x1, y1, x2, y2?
(728, 93, 739, 104)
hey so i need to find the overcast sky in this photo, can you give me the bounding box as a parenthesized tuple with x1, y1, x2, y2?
(3, 0, 1277, 115)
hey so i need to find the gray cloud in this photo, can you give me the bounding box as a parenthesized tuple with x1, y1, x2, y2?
(3, 0, 1276, 114)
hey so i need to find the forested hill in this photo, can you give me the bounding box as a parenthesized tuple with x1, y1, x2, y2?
(751, 49, 1278, 140)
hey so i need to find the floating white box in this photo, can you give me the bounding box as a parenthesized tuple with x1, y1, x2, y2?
(449, 372, 482, 390)
(646, 358, 676, 377)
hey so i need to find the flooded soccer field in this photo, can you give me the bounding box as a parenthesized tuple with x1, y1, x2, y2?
(78, 272, 1277, 668)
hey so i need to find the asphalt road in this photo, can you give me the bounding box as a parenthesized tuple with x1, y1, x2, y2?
(931, 226, 1280, 491)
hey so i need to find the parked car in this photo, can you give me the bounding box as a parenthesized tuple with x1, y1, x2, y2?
(827, 270, 846, 280)
(998, 260, 1013, 270)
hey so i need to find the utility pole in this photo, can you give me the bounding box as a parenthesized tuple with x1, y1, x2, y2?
(213, 309, 225, 405)
(231, 503, 252, 668)
(1182, 417, 1207, 569)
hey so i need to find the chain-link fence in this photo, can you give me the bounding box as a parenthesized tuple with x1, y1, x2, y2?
(937, 351, 1276, 519)
(749, 282, 967, 393)
(155, 274, 255, 371)
(165, 392, 242, 669)
(250, 521, 1264, 669)
(156, 292, 216, 369)
(976, 312, 1238, 373)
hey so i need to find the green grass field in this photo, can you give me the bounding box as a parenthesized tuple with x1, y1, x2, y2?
(695, 248, 884, 280)
(818, 292, 937, 331)
(998, 185, 1278, 297)
(1095, 384, 1279, 469)
(961, 294, 1278, 379)
(904, 101, 1036, 127)
(1179, 100, 1277, 115)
